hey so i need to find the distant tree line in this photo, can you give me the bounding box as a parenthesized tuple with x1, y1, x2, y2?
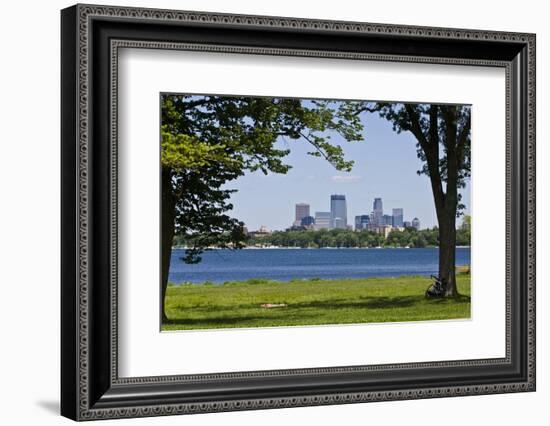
(173, 220, 471, 249)
(250, 227, 470, 249)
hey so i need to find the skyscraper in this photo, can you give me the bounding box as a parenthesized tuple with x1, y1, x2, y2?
(330, 195, 347, 229)
(392, 208, 404, 227)
(373, 197, 383, 226)
(382, 214, 393, 226)
(361, 215, 371, 229)
(294, 203, 310, 225)
(314, 212, 331, 230)
(355, 215, 371, 230)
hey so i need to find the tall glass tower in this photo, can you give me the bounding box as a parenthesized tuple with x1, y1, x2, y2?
(392, 208, 404, 227)
(373, 197, 383, 226)
(330, 195, 347, 229)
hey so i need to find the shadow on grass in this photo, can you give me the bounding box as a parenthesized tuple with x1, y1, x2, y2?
(169, 293, 471, 314)
(164, 314, 272, 327)
(297, 294, 472, 310)
(168, 298, 414, 313)
(427, 294, 471, 304)
(164, 294, 471, 328)
(163, 309, 324, 328)
(291, 296, 419, 310)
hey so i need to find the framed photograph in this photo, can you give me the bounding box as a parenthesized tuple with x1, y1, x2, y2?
(61, 4, 536, 421)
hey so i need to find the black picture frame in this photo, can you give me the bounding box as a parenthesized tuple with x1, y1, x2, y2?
(61, 4, 536, 421)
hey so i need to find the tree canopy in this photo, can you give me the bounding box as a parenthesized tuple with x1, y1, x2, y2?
(161, 95, 365, 263)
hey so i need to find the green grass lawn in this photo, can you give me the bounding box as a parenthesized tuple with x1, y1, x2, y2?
(162, 273, 471, 331)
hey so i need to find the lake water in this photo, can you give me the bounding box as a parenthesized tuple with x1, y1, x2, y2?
(168, 247, 471, 284)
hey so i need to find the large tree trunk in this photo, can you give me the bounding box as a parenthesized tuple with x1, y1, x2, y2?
(405, 104, 465, 298)
(161, 169, 176, 323)
(439, 107, 460, 297)
(438, 212, 458, 297)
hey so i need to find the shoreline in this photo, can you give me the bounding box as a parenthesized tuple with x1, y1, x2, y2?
(172, 246, 471, 250)
(169, 267, 471, 286)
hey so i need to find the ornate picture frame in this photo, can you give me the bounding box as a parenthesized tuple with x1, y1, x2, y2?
(61, 4, 535, 421)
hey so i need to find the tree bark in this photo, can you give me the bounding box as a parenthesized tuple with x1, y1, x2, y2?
(440, 106, 459, 297)
(438, 212, 458, 297)
(161, 169, 176, 323)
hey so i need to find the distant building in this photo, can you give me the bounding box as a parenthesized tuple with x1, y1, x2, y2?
(258, 225, 271, 234)
(294, 203, 310, 226)
(374, 225, 393, 238)
(372, 197, 383, 226)
(300, 215, 315, 227)
(354, 214, 371, 230)
(361, 215, 371, 229)
(382, 214, 393, 226)
(403, 221, 412, 228)
(314, 211, 331, 230)
(330, 195, 347, 229)
(332, 217, 346, 229)
(248, 225, 272, 237)
(392, 208, 404, 227)
(412, 217, 421, 230)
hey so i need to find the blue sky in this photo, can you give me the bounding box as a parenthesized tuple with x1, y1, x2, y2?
(224, 109, 470, 231)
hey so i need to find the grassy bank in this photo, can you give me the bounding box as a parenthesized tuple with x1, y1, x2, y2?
(163, 273, 471, 331)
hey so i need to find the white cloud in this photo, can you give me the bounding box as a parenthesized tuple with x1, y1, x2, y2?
(331, 175, 362, 183)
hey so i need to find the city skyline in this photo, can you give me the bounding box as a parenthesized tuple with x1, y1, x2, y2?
(250, 195, 422, 233)
(223, 110, 470, 231)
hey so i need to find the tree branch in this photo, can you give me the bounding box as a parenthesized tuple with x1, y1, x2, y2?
(353, 104, 383, 116)
(298, 131, 333, 164)
(406, 104, 445, 213)
(441, 106, 459, 213)
(428, 104, 439, 147)
(404, 105, 430, 152)
(456, 111, 471, 168)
